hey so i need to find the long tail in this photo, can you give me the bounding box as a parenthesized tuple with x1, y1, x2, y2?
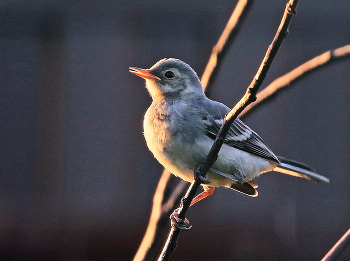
(275, 156, 329, 183)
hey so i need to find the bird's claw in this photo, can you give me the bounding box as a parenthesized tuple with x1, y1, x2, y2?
(170, 208, 192, 230)
(194, 165, 211, 184)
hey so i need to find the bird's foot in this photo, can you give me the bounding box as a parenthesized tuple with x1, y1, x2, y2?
(170, 208, 192, 230)
(194, 164, 211, 184)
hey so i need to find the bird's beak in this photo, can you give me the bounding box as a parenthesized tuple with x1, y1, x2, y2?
(129, 67, 161, 81)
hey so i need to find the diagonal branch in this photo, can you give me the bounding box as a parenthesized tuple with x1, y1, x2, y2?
(240, 44, 350, 117)
(321, 228, 350, 261)
(158, 1, 299, 260)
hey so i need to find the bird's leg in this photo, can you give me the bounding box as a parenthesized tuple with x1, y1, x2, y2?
(190, 186, 215, 206)
(169, 186, 215, 229)
(170, 165, 214, 230)
(194, 164, 211, 184)
(170, 208, 192, 230)
(190, 164, 214, 205)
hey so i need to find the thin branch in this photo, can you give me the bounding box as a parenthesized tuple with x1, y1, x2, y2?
(133, 1, 253, 260)
(158, 1, 299, 260)
(240, 44, 350, 117)
(321, 228, 350, 261)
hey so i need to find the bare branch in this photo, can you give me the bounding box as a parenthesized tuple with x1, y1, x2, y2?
(158, 1, 299, 260)
(241, 44, 350, 117)
(321, 228, 350, 261)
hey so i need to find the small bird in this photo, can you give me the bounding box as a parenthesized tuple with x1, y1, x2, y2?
(129, 58, 329, 206)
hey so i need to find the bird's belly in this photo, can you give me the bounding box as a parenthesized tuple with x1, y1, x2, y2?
(144, 134, 194, 183)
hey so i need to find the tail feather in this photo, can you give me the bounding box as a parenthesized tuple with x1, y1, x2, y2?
(230, 182, 258, 197)
(275, 156, 329, 183)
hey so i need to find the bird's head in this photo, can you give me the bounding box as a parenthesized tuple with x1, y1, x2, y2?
(129, 58, 204, 102)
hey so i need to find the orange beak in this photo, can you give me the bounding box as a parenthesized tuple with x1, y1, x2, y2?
(129, 67, 161, 81)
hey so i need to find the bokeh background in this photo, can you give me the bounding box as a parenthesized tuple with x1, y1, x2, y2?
(1, 0, 350, 260)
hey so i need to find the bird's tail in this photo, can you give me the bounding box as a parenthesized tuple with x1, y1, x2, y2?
(275, 156, 329, 183)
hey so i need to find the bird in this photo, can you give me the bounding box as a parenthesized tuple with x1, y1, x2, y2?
(129, 58, 329, 206)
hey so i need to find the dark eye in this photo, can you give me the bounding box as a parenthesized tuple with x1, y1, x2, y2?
(164, 70, 175, 79)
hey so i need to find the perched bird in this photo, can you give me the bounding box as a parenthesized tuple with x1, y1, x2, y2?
(129, 58, 329, 206)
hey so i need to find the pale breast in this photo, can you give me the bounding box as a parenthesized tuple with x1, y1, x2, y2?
(143, 101, 201, 181)
(143, 103, 172, 156)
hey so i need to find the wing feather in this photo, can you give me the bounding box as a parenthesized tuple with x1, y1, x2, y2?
(202, 100, 279, 164)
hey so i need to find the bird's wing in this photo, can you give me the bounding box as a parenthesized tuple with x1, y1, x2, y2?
(202, 100, 280, 163)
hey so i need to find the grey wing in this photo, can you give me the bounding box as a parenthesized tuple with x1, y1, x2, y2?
(202, 100, 280, 164)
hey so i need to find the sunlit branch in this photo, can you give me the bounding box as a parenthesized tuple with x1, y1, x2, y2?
(240, 44, 350, 117)
(321, 228, 350, 261)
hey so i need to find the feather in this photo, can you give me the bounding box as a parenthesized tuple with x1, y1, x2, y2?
(203, 104, 279, 163)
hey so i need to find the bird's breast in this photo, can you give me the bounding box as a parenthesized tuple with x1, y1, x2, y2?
(143, 103, 200, 182)
(143, 104, 173, 154)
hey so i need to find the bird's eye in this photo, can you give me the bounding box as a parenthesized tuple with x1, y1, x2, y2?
(164, 70, 175, 79)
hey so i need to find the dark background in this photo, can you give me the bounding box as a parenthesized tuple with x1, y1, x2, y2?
(1, 0, 350, 260)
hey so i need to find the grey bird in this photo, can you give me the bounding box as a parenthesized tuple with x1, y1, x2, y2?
(129, 58, 329, 205)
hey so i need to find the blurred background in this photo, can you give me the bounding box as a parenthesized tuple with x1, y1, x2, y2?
(1, 0, 350, 260)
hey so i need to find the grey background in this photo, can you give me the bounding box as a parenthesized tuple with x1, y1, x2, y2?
(1, 0, 349, 260)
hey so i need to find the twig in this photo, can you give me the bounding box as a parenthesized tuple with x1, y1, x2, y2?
(321, 228, 350, 261)
(133, 1, 252, 260)
(240, 44, 350, 117)
(158, 1, 299, 260)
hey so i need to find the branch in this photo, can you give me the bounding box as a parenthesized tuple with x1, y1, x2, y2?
(321, 228, 350, 261)
(133, 1, 252, 260)
(158, 1, 299, 260)
(240, 44, 350, 117)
